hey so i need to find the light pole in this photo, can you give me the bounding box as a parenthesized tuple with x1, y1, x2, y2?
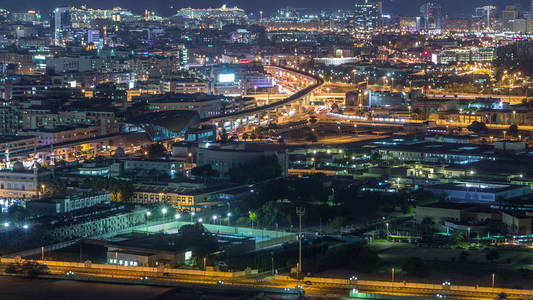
(175, 213, 181, 221)
(491, 273, 495, 288)
(386, 223, 390, 237)
(212, 215, 218, 225)
(190, 212, 195, 223)
(296, 207, 305, 280)
(271, 252, 275, 276)
(161, 208, 167, 221)
(227, 212, 232, 226)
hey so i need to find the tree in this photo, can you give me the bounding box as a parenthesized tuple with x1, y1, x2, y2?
(242, 133, 249, 141)
(228, 155, 282, 183)
(306, 133, 318, 143)
(39, 176, 66, 196)
(146, 143, 167, 158)
(7, 205, 31, 223)
(497, 292, 508, 300)
(467, 121, 488, 133)
(508, 124, 519, 137)
(486, 249, 500, 262)
(402, 257, 431, 277)
(249, 211, 258, 227)
(326, 244, 379, 273)
(82, 177, 134, 202)
(220, 129, 229, 142)
(453, 231, 465, 243)
(370, 152, 382, 162)
(191, 165, 219, 178)
(330, 216, 346, 230)
(176, 223, 218, 265)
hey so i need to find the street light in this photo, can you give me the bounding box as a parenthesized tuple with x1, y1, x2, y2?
(190, 212, 195, 223)
(175, 214, 181, 220)
(146, 211, 151, 224)
(296, 207, 305, 280)
(227, 212, 232, 225)
(212, 215, 218, 224)
(198, 218, 203, 223)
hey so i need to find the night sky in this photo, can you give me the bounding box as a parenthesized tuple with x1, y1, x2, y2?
(1, 0, 530, 17)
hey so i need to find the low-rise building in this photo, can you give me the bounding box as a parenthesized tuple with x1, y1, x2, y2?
(20, 125, 100, 146)
(196, 143, 288, 178)
(47, 205, 147, 241)
(27, 191, 111, 216)
(130, 182, 250, 211)
(425, 182, 531, 203)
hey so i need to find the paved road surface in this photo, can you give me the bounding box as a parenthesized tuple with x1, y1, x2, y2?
(0, 276, 170, 300)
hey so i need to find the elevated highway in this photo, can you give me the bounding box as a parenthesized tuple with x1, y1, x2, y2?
(200, 65, 324, 125)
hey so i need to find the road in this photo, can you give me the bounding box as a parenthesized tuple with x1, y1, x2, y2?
(2, 259, 533, 300)
(285, 134, 385, 145)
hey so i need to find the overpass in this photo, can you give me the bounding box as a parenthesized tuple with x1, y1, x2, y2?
(200, 65, 324, 125)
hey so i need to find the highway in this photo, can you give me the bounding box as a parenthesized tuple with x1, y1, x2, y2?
(2, 258, 533, 299)
(201, 65, 324, 123)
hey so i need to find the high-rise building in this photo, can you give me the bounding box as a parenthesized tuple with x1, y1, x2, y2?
(353, 0, 382, 32)
(527, 0, 533, 33)
(473, 6, 496, 31)
(51, 7, 71, 46)
(419, 2, 442, 32)
(502, 5, 520, 32)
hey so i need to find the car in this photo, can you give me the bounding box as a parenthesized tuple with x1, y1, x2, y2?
(140, 276, 149, 280)
(66, 271, 75, 276)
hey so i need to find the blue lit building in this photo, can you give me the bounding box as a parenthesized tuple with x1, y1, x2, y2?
(354, 0, 382, 32)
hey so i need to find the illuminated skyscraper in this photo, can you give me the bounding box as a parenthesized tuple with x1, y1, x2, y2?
(419, 2, 442, 32)
(473, 6, 496, 31)
(354, 0, 382, 32)
(502, 5, 520, 32)
(51, 7, 71, 46)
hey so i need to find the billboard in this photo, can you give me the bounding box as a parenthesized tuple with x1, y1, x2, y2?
(218, 73, 235, 83)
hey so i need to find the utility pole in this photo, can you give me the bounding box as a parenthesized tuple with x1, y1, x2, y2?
(296, 207, 305, 280)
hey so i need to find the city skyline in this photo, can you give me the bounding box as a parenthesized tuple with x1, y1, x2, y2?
(1, 0, 531, 16)
(0, 0, 533, 298)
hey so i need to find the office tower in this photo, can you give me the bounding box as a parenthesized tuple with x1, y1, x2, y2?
(419, 2, 442, 32)
(502, 5, 520, 32)
(527, 0, 533, 33)
(51, 7, 71, 46)
(473, 6, 496, 31)
(354, 0, 382, 32)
